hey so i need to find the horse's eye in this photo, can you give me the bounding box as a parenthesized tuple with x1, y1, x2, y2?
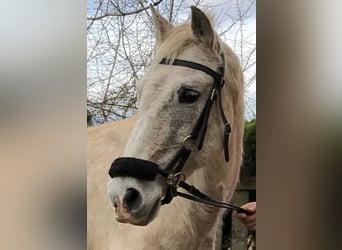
(178, 87, 200, 104)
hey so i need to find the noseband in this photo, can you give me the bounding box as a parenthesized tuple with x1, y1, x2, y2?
(109, 54, 251, 215)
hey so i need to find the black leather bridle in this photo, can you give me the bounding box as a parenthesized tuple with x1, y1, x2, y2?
(109, 54, 252, 215)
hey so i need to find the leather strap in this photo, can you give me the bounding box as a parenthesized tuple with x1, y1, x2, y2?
(217, 88, 231, 162)
(158, 54, 231, 204)
(177, 181, 253, 215)
(159, 58, 222, 83)
(160, 54, 230, 163)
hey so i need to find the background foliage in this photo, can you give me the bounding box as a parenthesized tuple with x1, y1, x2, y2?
(242, 118, 256, 176)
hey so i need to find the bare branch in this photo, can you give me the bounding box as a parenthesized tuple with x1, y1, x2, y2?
(87, 0, 164, 21)
(87, 0, 255, 123)
(87, 0, 104, 30)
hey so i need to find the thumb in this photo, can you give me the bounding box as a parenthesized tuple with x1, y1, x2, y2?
(241, 202, 256, 213)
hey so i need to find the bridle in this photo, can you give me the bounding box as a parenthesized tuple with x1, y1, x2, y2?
(109, 53, 252, 215)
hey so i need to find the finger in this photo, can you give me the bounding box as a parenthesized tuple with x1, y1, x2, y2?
(242, 214, 256, 224)
(248, 223, 256, 232)
(241, 202, 256, 213)
(234, 212, 246, 219)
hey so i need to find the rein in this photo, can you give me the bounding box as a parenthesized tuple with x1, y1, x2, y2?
(109, 54, 252, 215)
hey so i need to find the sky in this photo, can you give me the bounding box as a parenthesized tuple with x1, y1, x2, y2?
(87, 0, 256, 119)
(198, 0, 256, 117)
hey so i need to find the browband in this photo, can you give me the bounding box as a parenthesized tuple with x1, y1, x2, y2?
(159, 57, 224, 85)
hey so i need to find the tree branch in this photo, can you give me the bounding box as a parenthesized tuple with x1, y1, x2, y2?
(87, 0, 164, 21)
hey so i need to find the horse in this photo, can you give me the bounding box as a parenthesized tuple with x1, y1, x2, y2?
(87, 6, 245, 250)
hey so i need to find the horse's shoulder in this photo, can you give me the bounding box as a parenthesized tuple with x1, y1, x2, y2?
(88, 114, 136, 132)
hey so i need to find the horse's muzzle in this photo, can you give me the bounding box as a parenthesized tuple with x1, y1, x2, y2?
(107, 164, 164, 226)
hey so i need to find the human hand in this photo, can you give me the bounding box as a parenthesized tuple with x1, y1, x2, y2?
(234, 202, 256, 232)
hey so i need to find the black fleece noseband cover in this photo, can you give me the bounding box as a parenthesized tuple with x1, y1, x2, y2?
(109, 157, 167, 181)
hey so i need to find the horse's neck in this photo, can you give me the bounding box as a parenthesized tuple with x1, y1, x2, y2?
(145, 160, 232, 249)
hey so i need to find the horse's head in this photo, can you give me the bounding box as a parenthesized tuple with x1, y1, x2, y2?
(107, 6, 244, 226)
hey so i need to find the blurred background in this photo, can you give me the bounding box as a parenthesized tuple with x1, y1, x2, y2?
(0, 0, 341, 249)
(87, 2, 256, 248)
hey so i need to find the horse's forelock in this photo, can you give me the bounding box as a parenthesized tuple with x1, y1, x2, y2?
(153, 19, 221, 64)
(153, 23, 194, 63)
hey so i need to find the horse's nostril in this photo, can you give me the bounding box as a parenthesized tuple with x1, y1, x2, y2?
(123, 188, 142, 212)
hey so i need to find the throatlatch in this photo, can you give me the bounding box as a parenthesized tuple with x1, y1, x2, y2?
(108, 54, 251, 215)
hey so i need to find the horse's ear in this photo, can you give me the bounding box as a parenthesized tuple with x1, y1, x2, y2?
(151, 6, 173, 46)
(191, 6, 214, 48)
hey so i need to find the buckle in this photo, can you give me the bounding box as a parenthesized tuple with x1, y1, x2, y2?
(220, 78, 225, 87)
(182, 135, 196, 151)
(166, 172, 186, 187)
(224, 123, 231, 134)
(210, 89, 217, 101)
